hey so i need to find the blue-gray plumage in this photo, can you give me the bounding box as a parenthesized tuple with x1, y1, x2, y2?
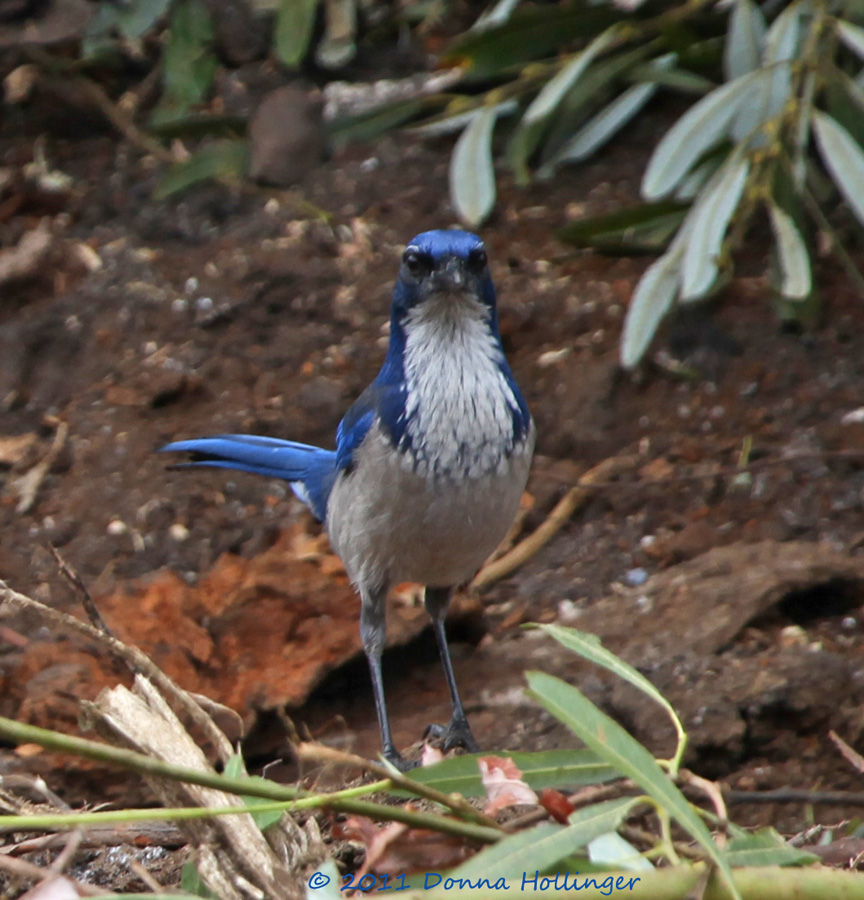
(161, 229, 535, 768)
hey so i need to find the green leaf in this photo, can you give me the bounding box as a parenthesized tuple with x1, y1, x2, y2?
(545, 82, 658, 169)
(534, 624, 688, 771)
(722, 827, 819, 867)
(331, 97, 443, 146)
(525, 671, 740, 900)
(568, 797, 641, 837)
(681, 156, 750, 300)
(473, 0, 523, 31)
(523, 27, 619, 125)
(642, 71, 755, 199)
(84, 0, 173, 51)
(620, 248, 681, 368)
(767, 201, 811, 300)
(223, 753, 245, 778)
(160, 0, 217, 111)
(724, 0, 765, 80)
(557, 200, 688, 254)
(588, 832, 653, 870)
(155, 139, 249, 199)
(450, 106, 497, 227)
(316, 0, 357, 69)
(837, 19, 864, 62)
(409, 100, 518, 138)
(180, 860, 219, 898)
(435, 814, 634, 894)
(813, 111, 864, 230)
(442, 2, 620, 82)
(274, 0, 318, 68)
(305, 859, 343, 900)
(396, 748, 616, 798)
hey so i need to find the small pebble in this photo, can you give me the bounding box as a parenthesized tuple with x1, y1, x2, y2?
(842, 616, 857, 630)
(169, 523, 190, 542)
(171, 298, 188, 314)
(107, 518, 128, 535)
(196, 296, 214, 312)
(625, 567, 648, 587)
(184, 276, 199, 294)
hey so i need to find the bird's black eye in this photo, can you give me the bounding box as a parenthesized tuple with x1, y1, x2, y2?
(468, 247, 488, 272)
(402, 247, 432, 277)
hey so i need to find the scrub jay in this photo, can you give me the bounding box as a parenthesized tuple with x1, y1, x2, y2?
(161, 229, 534, 769)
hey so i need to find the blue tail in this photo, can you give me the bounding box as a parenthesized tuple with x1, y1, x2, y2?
(160, 434, 337, 522)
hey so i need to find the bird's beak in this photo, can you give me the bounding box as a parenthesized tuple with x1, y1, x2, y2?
(429, 257, 470, 295)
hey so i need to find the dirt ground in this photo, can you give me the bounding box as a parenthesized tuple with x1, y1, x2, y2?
(4, 77, 864, 889)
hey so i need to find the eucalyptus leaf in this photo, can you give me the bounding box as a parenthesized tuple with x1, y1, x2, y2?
(274, 0, 318, 68)
(450, 106, 497, 227)
(813, 110, 864, 230)
(545, 82, 658, 169)
(526, 672, 740, 900)
(837, 19, 864, 62)
(620, 248, 682, 368)
(681, 156, 750, 300)
(396, 748, 616, 798)
(724, 0, 765, 80)
(642, 71, 755, 199)
(534, 624, 687, 769)
(408, 100, 518, 139)
(523, 27, 619, 125)
(473, 0, 522, 32)
(588, 832, 653, 871)
(722, 827, 819, 867)
(767, 201, 811, 299)
(557, 200, 688, 254)
(160, 0, 217, 111)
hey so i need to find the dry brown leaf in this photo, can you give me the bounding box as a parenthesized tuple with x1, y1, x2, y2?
(479, 755, 538, 815)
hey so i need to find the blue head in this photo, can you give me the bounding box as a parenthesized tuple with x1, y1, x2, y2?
(391, 229, 497, 322)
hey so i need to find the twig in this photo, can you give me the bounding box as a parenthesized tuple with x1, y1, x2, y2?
(472, 455, 641, 591)
(129, 858, 164, 893)
(13, 421, 67, 514)
(830, 730, 864, 776)
(48, 827, 83, 874)
(0, 716, 502, 844)
(0, 580, 233, 765)
(49, 544, 113, 637)
(678, 769, 728, 832)
(296, 742, 500, 830)
(725, 788, 864, 806)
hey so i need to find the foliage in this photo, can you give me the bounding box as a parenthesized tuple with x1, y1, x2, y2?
(372, 0, 864, 369)
(0, 622, 854, 899)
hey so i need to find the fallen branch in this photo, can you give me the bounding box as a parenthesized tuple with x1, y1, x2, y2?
(472, 455, 641, 591)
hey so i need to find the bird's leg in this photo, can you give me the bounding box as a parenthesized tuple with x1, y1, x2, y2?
(360, 587, 416, 771)
(424, 586, 479, 753)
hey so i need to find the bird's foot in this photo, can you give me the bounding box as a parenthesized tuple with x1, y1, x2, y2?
(423, 717, 480, 754)
(383, 747, 421, 772)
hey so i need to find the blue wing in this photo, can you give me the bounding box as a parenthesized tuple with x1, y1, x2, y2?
(160, 434, 337, 522)
(334, 378, 405, 471)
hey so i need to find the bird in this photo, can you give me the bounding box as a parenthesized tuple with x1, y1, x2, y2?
(161, 229, 535, 769)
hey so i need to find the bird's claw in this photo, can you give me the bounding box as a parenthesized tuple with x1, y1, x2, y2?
(423, 718, 480, 753)
(384, 749, 421, 772)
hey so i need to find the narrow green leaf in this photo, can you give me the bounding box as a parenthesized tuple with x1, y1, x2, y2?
(681, 156, 750, 300)
(160, 0, 217, 111)
(330, 97, 440, 146)
(274, 0, 318, 68)
(535, 624, 687, 770)
(523, 27, 618, 125)
(305, 860, 343, 900)
(568, 797, 641, 837)
(546, 82, 658, 168)
(642, 71, 755, 199)
(181, 860, 219, 898)
(155, 139, 249, 199)
(620, 248, 681, 368)
(397, 748, 616, 798)
(450, 106, 497, 227)
(526, 672, 740, 900)
(764, 0, 803, 63)
(813, 111, 864, 230)
(767, 201, 811, 299)
(443, 3, 620, 82)
(838, 19, 864, 62)
(316, 0, 356, 69)
(557, 200, 688, 254)
(724, 0, 765, 80)
(722, 827, 819, 867)
(472, 0, 522, 31)
(588, 832, 653, 870)
(408, 100, 518, 138)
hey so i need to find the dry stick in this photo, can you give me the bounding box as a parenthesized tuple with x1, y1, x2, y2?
(0, 581, 233, 765)
(0, 716, 502, 844)
(471, 455, 641, 591)
(724, 789, 864, 807)
(14, 421, 68, 514)
(830, 730, 864, 776)
(49, 544, 114, 637)
(295, 743, 500, 830)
